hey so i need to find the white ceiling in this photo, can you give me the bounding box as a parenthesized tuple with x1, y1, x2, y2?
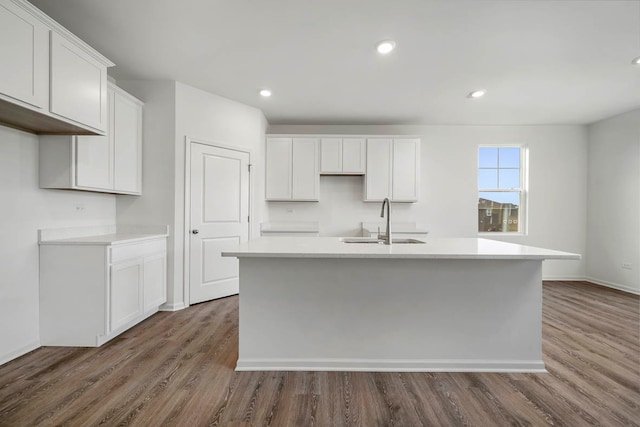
(30, 0, 640, 125)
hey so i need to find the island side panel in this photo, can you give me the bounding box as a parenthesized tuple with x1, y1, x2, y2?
(237, 258, 544, 372)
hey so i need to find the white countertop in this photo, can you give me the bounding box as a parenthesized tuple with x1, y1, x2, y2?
(38, 225, 168, 246)
(39, 233, 168, 246)
(260, 221, 320, 233)
(222, 237, 581, 260)
(361, 222, 429, 234)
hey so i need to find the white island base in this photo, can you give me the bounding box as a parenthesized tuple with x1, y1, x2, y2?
(237, 257, 544, 372)
(225, 237, 580, 372)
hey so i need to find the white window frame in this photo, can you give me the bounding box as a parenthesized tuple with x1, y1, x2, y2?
(478, 144, 528, 236)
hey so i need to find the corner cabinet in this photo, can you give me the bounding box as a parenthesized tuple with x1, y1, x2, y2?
(39, 235, 167, 347)
(365, 138, 420, 202)
(265, 137, 319, 201)
(39, 83, 143, 195)
(0, 0, 113, 135)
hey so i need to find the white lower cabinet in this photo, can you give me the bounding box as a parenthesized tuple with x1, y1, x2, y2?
(39, 236, 167, 347)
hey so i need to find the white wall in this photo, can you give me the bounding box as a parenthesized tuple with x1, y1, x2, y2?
(0, 125, 115, 364)
(174, 82, 268, 307)
(116, 80, 268, 310)
(115, 80, 178, 306)
(586, 109, 640, 294)
(267, 124, 588, 279)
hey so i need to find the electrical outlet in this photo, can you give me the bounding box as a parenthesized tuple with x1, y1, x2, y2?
(621, 263, 632, 270)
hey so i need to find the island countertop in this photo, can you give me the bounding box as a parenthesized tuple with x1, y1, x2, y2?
(222, 237, 580, 260)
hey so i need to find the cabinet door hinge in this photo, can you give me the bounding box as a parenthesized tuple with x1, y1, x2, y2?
(248, 164, 252, 172)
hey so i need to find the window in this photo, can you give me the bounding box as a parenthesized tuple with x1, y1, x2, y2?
(478, 146, 526, 234)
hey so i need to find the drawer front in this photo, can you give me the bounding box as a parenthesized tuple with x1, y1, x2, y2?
(110, 238, 166, 264)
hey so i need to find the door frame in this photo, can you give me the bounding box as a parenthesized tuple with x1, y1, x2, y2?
(183, 136, 252, 307)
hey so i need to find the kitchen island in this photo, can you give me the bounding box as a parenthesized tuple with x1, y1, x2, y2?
(222, 237, 580, 372)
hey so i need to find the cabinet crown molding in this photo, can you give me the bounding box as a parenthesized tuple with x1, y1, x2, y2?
(8, 0, 114, 66)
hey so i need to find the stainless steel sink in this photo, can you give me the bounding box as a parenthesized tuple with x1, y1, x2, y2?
(391, 238, 425, 244)
(340, 237, 383, 244)
(339, 237, 425, 244)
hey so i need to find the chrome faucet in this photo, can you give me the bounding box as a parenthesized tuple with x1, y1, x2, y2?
(380, 197, 392, 245)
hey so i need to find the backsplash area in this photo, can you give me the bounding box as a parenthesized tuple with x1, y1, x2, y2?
(266, 175, 420, 237)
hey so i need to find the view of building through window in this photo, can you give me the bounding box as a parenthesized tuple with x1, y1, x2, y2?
(478, 146, 524, 233)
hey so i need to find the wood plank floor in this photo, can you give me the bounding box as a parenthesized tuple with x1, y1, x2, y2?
(1, 281, 638, 426)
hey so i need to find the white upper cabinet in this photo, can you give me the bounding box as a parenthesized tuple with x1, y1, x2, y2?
(365, 138, 420, 202)
(50, 32, 108, 133)
(113, 89, 143, 193)
(76, 90, 114, 189)
(0, 0, 113, 135)
(265, 137, 319, 201)
(320, 137, 365, 174)
(365, 138, 393, 201)
(292, 138, 319, 200)
(0, 0, 49, 109)
(265, 137, 292, 200)
(40, 83, 143, 195)
(392, 139, 420, 201)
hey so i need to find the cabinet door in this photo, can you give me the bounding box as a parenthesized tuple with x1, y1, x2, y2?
(342, 138, 366, 174)
(75, 90, 114, 190)
(50, 32, 107, 132)
(0, 0, 49, 109)
(365, 139, 392, 201)
(292, 138, 319, 201)
(143, 253, 166, 312)
(320, 138, 342, 173)
(392, 139, 420, 201)
(113, 90, 142, 194)
(110, 260, 142, 332)
(265, 138, 292, 200)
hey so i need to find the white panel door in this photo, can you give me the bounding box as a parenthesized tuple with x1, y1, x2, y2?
(365, 139, 392, 201)
(320, 138, 342, 173)
(0, 0, 49, 109)
(342, 138, 366, 173)
(50, 32, 107, 132)
(113, 90, 142, 193)
(292, 138, 319, 200)
(190, 143, 250, 304)
(392, 139, 420, 201)
(265, 137, 292, 200)
(75, 89, 114, 190)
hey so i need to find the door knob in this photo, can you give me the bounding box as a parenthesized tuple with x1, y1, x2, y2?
(192, 229, 199, 235)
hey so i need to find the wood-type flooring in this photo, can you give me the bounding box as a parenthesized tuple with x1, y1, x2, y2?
(0, 281, 638, 426)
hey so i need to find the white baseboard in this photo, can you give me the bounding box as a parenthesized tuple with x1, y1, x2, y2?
(0, 340, 41, 366)
(236, 358, 547, 373)
(542, 276, 584, 281)
(159, 301, 186, 311)
(585, 277, 640, 295)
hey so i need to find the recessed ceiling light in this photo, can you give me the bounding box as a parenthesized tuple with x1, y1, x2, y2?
(468, 89, 487, 99)
(376, 40, 396, 54)
(259, 89, 272, 97)
(632, 56, 640, 65)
